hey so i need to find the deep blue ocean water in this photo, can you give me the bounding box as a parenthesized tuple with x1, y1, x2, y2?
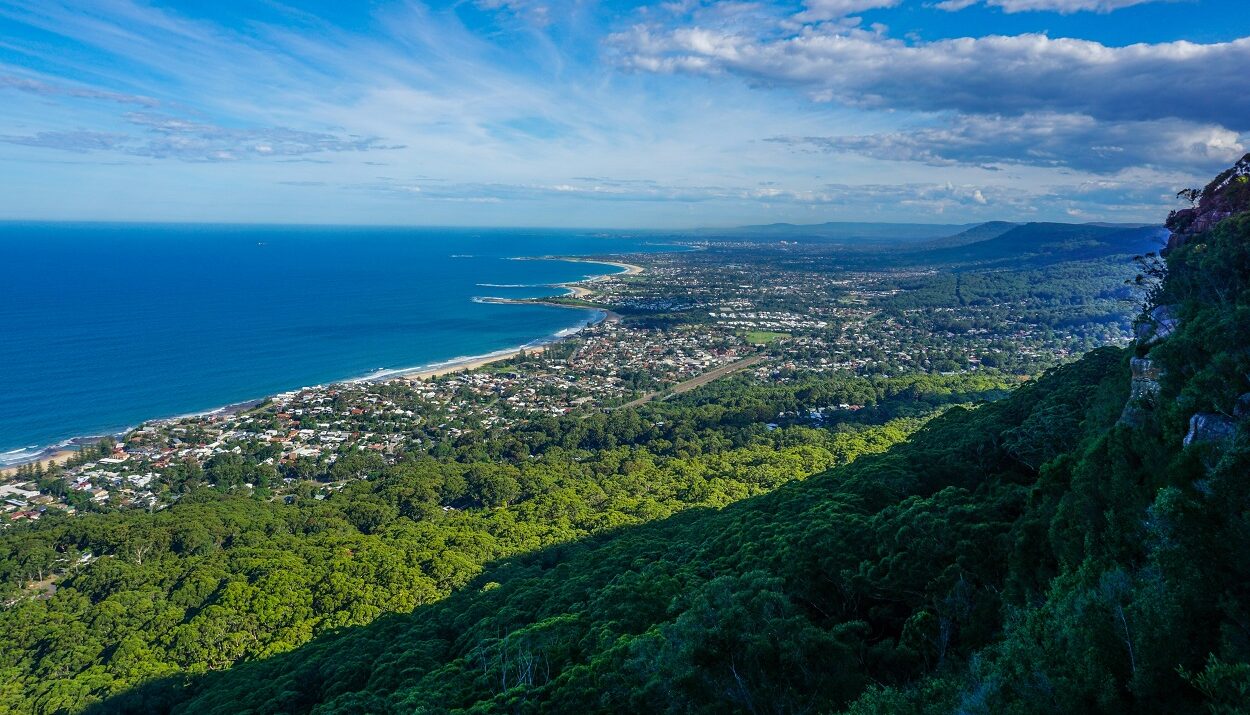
(0, 223, 666, 463)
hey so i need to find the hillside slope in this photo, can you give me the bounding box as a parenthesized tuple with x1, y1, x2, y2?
(914, 222, 1166, 267)
(914, 220, 1019, 249)
(89, 160, 1250, 714)
(103, 348, 1132, 714)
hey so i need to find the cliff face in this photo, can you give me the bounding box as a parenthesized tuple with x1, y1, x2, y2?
(1123, 155, 1250, 446)
(1165, 152, 1250, 251)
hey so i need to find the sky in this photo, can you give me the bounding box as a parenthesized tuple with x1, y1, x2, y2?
(0, 0, 1247, 228)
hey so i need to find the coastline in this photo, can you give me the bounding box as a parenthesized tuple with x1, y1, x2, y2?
(390, 257, 642, 380)
(0, 448, 77, 476)
(559, 258, 644, 276)
(396, 344, 552, 382)
(1, 256, 642, 473)
(0, 397, 273, 475)
(483, 256, 639, 307)
(561, 259, 640, 298)
(367, 309, 603, 382)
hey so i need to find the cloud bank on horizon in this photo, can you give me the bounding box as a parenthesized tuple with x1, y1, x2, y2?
(0, 0, 1245, 227)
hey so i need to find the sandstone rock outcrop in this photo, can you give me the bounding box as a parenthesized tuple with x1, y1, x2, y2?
(1166, 153, 1250, 252)
(1128, 155, 1250, 441)
(1118, 357, 1164, 427)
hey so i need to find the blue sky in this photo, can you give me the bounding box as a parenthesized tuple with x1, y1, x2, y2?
(1, 0, 1247, 227)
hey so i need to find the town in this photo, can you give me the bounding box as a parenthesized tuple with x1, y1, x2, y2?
(2, 236, 1138, 523)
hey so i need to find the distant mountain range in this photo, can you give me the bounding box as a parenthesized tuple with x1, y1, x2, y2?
(692, 221, 982, 242)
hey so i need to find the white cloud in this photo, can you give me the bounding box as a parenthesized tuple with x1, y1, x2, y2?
(475, 0, 552, 26)
(796, 0, 901, 21)
(938, 0, 1165, 13)
(330, 169, 1193, 224)
(612, 27, 1250, 131)
(769, 114, 1246, 173)
(0, 0, 1228, 225)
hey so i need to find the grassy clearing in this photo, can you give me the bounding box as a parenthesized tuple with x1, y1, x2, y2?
(743, 330, 790, 345)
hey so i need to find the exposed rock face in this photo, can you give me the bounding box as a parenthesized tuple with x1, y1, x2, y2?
(1132, 155, 1250, 443)
(1166, 152, 1250, 252)
(1119, 357, 1164, 427)
(1132, 305, 1180, 347)
(1128, 357, 1162, 403)
(1183, 412, 1238, 448)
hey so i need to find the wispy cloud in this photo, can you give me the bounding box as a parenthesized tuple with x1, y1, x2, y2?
(347, 173, 1132, 221)
(796, 0, 902, 22)
(0, 74, 160, 107)
(122, 113, 398, 161)
(0, 130, 130, 152)
(0, 0, 1242, 225)
(0, 112, 397, 162)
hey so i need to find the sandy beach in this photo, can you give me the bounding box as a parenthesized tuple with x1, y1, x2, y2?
(510, 256, 644, 278)
(1, 449, 76, 476)
(398, 345, 550, 381)
(553, 259, 642, 298)
(561, 258, 645, 276)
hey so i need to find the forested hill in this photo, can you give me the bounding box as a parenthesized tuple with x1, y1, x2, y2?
(911, 222, 1167, 268)
(81, 160, 1250, 712)
(913, 220, 1019, 249)
(694, 221, 978, 243)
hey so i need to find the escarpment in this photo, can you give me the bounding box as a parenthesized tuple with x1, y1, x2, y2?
(1166, 153, 1250, 251)
(1127, 154, 1250, 447)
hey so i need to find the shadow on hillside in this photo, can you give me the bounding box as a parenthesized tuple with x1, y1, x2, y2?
(85, 348, 1132, 714)
(85, 499, 729, 714)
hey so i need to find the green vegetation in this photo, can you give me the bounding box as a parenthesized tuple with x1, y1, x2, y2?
(910, 222, 1161, 268)
(2, 162, 1247, 713)
(0, 372, 1010, 714)
(99, 194, 1244, 713)
(100, 347, 1156, 714)
(742, 330, 789, 345)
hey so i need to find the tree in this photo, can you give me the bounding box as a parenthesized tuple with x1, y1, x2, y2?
(466, 465, 521, 507)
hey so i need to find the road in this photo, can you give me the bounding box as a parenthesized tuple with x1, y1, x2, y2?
(618, 354, 767, 409)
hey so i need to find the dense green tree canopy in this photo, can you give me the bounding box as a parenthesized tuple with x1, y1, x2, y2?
(2, 167, 1248, 713)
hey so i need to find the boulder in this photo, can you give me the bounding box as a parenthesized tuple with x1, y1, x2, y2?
(1183, 412, 1238, 448)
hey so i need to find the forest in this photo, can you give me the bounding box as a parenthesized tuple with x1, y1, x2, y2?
(1, 160, 1248, 713)
(0, 370, 1005, 713)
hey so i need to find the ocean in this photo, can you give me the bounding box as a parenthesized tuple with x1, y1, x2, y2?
(0, 223, 667, 464)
